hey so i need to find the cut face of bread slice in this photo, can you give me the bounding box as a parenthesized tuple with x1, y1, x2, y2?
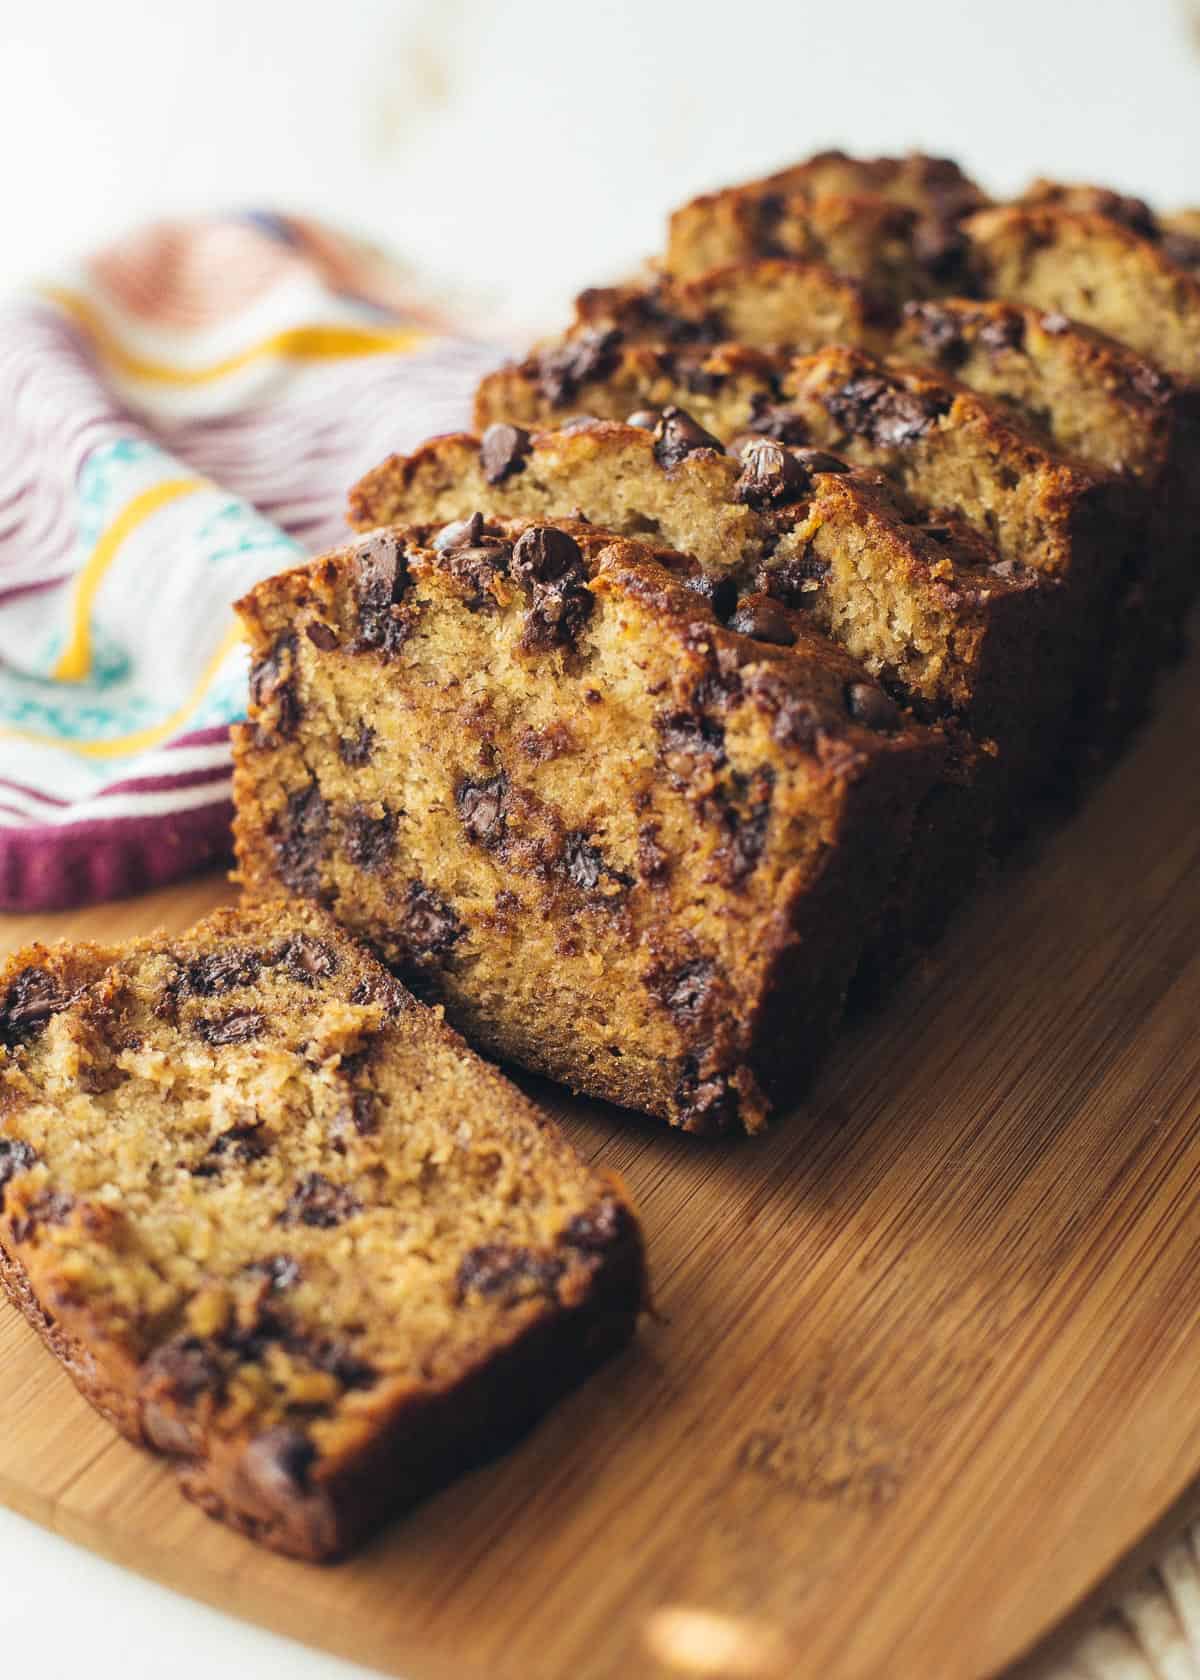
(0, 902, 644, 1559)
(347, 418, 1041, 753)
(894, 297, 1199, 714)
(474, 337, 782, 442)
(964, 206, 1200, 386)
(232, 524, 943, 1134)
(571, 261, 886, 354)
(664, 188, 956, 301)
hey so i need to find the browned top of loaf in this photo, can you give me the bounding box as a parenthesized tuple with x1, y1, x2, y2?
(663, 186, 954, 300)
(964, 205, 1200, 385)
(894, 297, 1178, 482)
(1017, 179, 1200, 276)
(572, 260, 883, 357)
(781, 344, 1110, 582)
(754, 150, 990, 219)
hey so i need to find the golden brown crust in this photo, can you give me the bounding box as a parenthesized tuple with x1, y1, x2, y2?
(0, 903, 645, 1559)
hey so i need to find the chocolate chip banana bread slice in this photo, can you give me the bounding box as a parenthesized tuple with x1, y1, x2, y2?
(964, 206, 1200, 385)
(232, 523, 943, 1133)
(664, 188, 947, 302)
(571, 260, 886, 354)
(894, 298, 1198, 721)
(0, 902, 644, 1559)
(474, 336, 781, 441)
(347, 418, 1041, 757)
(779, 345, 1129, 763)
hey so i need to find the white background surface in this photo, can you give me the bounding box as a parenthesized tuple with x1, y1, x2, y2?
(1, 2, 1198, 1676)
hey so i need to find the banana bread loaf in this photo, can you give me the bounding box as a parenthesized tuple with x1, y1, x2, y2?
(231, 523, 943, 1133)
(0, 901, 644, 1559)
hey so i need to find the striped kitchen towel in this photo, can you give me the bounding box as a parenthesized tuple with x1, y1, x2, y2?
(0, 213, 504, 910)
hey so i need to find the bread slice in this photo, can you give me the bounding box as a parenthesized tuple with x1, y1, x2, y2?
(779, 345, 1129, 762)
(894, 297, 1198, 725)
(964, 205, 1200, 385)
(347, 418, 1041, 754)
(665, 188, 951, 301)
(232, 523, 943, 1133)
(0, 902, 644, 1559)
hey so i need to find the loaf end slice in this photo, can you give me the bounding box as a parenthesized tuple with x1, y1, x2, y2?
(0, 902, 645, 1559)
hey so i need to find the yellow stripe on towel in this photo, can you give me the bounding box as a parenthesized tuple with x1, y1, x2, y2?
(42, 287, 428, 386)
(6, 623, 245, 760)
(53, 477, 208, 681)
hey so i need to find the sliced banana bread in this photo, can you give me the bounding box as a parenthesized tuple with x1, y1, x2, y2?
(0, 901, 644, 1559)
(347, 418, 1041, 753)
(232, 524, 943, 1133)
(779, 345, 1129, 761)
(964, 205, 1200, 386)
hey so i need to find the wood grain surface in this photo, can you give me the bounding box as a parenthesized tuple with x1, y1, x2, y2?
(1, 649, 1198, 1680)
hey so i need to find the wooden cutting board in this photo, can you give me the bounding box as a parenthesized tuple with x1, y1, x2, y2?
(2, 650, 1199, 1680)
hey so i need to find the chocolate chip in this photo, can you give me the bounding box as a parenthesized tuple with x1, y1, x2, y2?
(140, 1337, 226, 1407)
(173, 949, 262, 999)
(734, 439, 811, 508)
(626, 409, 661, 430)
(193, 1121, 269, 1177)
(511, 526, 593, 652)
(653, 406, 724, 469)
(399, 880, 463, 958)
(480, 422, 532, 485)
(280, 1173, 361, 1229)
(241, 1426, 317, 1494)
(249, 634, 300, 741)
(561, 832, 603, 891)
(902, 301, 966, 365)
(0, 968, 70, 1050)
(846, 681, 901, 732)
(535, 328, 622, 406)
(761, 546, 829, 608)
(510, 525, 584, 586)
(305, 621, 338, 651)
(445, 541, 512, 608)
(912, 214, 969, 283)
(637, 823, 670, 884)
(0, 1139, 37, 1203)
(561, 1200, 635, 1254)
(195, 1010, 265, 1047)
(433, 512, 484, 552)
(10, 1189, 74, 1243)
(456, 773, 509, 845)
(344, 804, 395, 873)
(729, 596, 797, 646)
(748, 396, 810, 444)
(455, 1243, 563, 1303)
(823, 375, 951, 448)
(790, 448, 851, 475)
(674, 1066, 739, 1135)
(338, 722, 376, 767)
(354, 532, 411, 655)
(346, 1091, 380, 1137)
(278, 934, 338, 984)
(655, 708, 726, 775)
(274, 782, 328, 898)
(978, 313, 1026, 354)
(705, 767, 774, 886)
(682, 571, 739, 622)
(657, 959, 717, 1025)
